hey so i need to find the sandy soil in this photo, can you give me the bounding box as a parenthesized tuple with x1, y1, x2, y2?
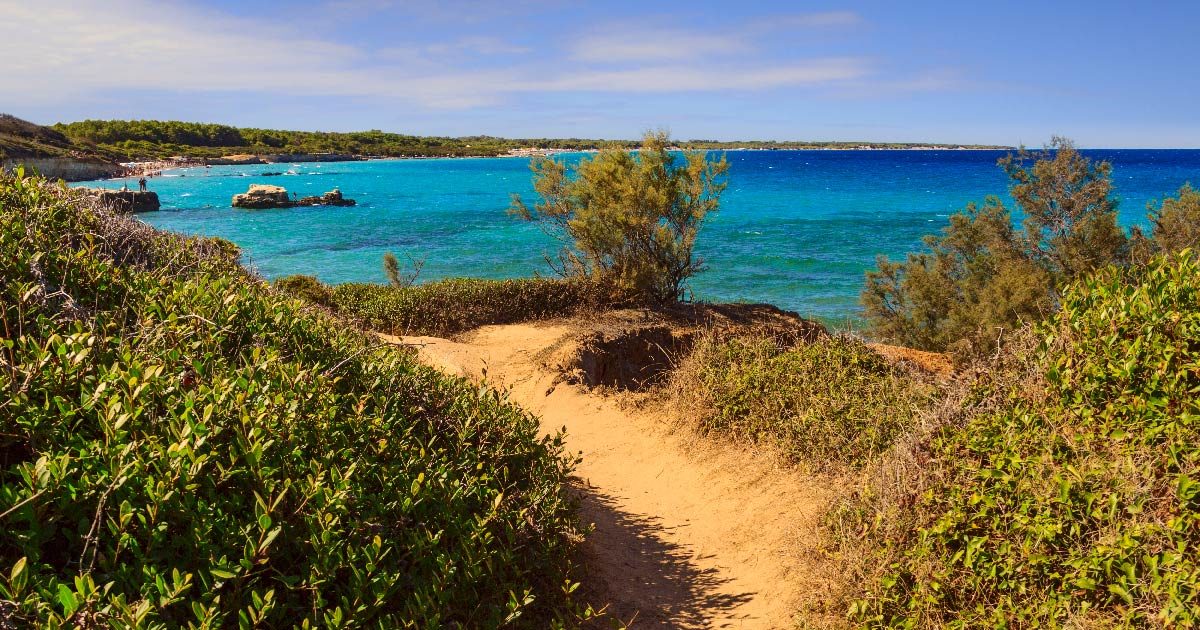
(383, 322, 839, 629)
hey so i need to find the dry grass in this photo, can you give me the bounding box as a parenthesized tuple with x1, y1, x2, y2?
(667, 332, 941, 474)
(820, 326, 1044, 618)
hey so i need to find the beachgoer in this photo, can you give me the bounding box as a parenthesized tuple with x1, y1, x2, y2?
(138, 177, 147, 192)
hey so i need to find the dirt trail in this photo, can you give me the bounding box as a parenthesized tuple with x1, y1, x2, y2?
(384, 323, 835, 629)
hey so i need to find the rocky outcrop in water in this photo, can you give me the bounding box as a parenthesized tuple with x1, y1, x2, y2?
(83, 189, 160, 213)
(298, 189, 356, 206)
(231, 184, 356, 209)
(232, 184, 288, 208)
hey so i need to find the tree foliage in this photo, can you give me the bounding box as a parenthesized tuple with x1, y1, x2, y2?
(511, 131, 728, 304)
(1132, 183, 1200, 262)
(863, 138, 1131, 356)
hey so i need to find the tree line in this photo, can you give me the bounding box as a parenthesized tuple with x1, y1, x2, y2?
(50, 119, 1002, 162)
(51, 120, 652, 160)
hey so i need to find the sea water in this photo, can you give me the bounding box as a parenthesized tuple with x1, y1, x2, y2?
(76, 149, 1200, 325)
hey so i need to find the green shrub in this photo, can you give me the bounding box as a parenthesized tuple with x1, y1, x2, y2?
(274, 273, 333, 307)
(0, 174, 581, 627)
(672, 335, 937, 471)
(327, 277, 599, 337)
(1133, 183, 1200, 262)
(849, 251, 1200, 627)
(511, 131, 728, 305)
(863, 137, 1128, 358)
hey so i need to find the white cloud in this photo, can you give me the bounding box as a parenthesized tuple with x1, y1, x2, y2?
(571, 30, 748, 63)
(1, 0, 367, 100)
(425, 37, 533, 57)
(0, 1, 893, 110)
(570, 11, 861, 63)
(538, 59, 867, 92)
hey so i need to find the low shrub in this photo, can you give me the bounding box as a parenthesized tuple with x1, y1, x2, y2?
(844, 251, 1200, 627)
(274, 273, 333, 307)
(671, 334, 938, 471)
(326, 277, 601, 337)
(0, 174, 582, 627)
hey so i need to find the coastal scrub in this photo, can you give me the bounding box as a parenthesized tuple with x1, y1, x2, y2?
(845, 251, 1200, 627)
(0, 173, 582, 627)
(511, 131, 728, 305)
(276, 275, 600, 337)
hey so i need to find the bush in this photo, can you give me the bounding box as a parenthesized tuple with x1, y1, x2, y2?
(671, 334, 937, 471)
(511, 131, 728, 304)
(0, 174, 581, 627)
(273, 273, 333, 307)
(1133, 183, 1200, 262)
(326, 277, 600, 337)
(863, 137, 1128, 358)
(847, 251, 1200, 627)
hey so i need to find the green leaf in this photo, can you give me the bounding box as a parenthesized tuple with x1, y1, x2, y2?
(57, 583, 78, 616)
(210, 567, 237, 580)
(1108, 583, 1134, 605)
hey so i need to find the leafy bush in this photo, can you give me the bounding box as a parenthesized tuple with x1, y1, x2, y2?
(848, 251, 1200, 627)
(1133, 183, 1200, 261)
(273, 274, 333, 307)
(0, 174, 582, 627)
(671, 335, 937, 471)
(863, 137, 1128, 358)
(325, 277, 600, 337)
(511, 131, 728, 305)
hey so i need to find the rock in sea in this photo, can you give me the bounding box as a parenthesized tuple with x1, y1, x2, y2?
(83, 189, 160, 213)
(231, 184, 356, 209)
(232, 184, 291, 208)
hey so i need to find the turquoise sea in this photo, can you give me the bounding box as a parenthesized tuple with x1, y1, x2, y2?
(77, 150, 1200, 324)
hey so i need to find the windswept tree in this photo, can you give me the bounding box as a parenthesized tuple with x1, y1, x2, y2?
(1132, 183, 1200, 262)
(863, 137, 1128, 356)
(382, 251, 424, 288)
(510, 131, 728, 304)
(1000, 136, 1128, 281)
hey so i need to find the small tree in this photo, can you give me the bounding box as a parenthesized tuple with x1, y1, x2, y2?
(1000, 136, 1128, 281)
(383, 252, 424, 288)
(510, 131, 728, 304)
(862, 199, 1054, 353)
(1132, 183, 1200, 262)
(863, 137, 1127, 356)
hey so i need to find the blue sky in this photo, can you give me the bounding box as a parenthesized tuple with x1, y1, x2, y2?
(2, 0, 1198, 146)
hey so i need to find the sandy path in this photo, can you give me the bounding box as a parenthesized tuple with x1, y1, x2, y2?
(385, 324, 834, 629)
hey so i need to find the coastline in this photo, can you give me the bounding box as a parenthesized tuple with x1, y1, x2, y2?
(110, 144, 1016, 180)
